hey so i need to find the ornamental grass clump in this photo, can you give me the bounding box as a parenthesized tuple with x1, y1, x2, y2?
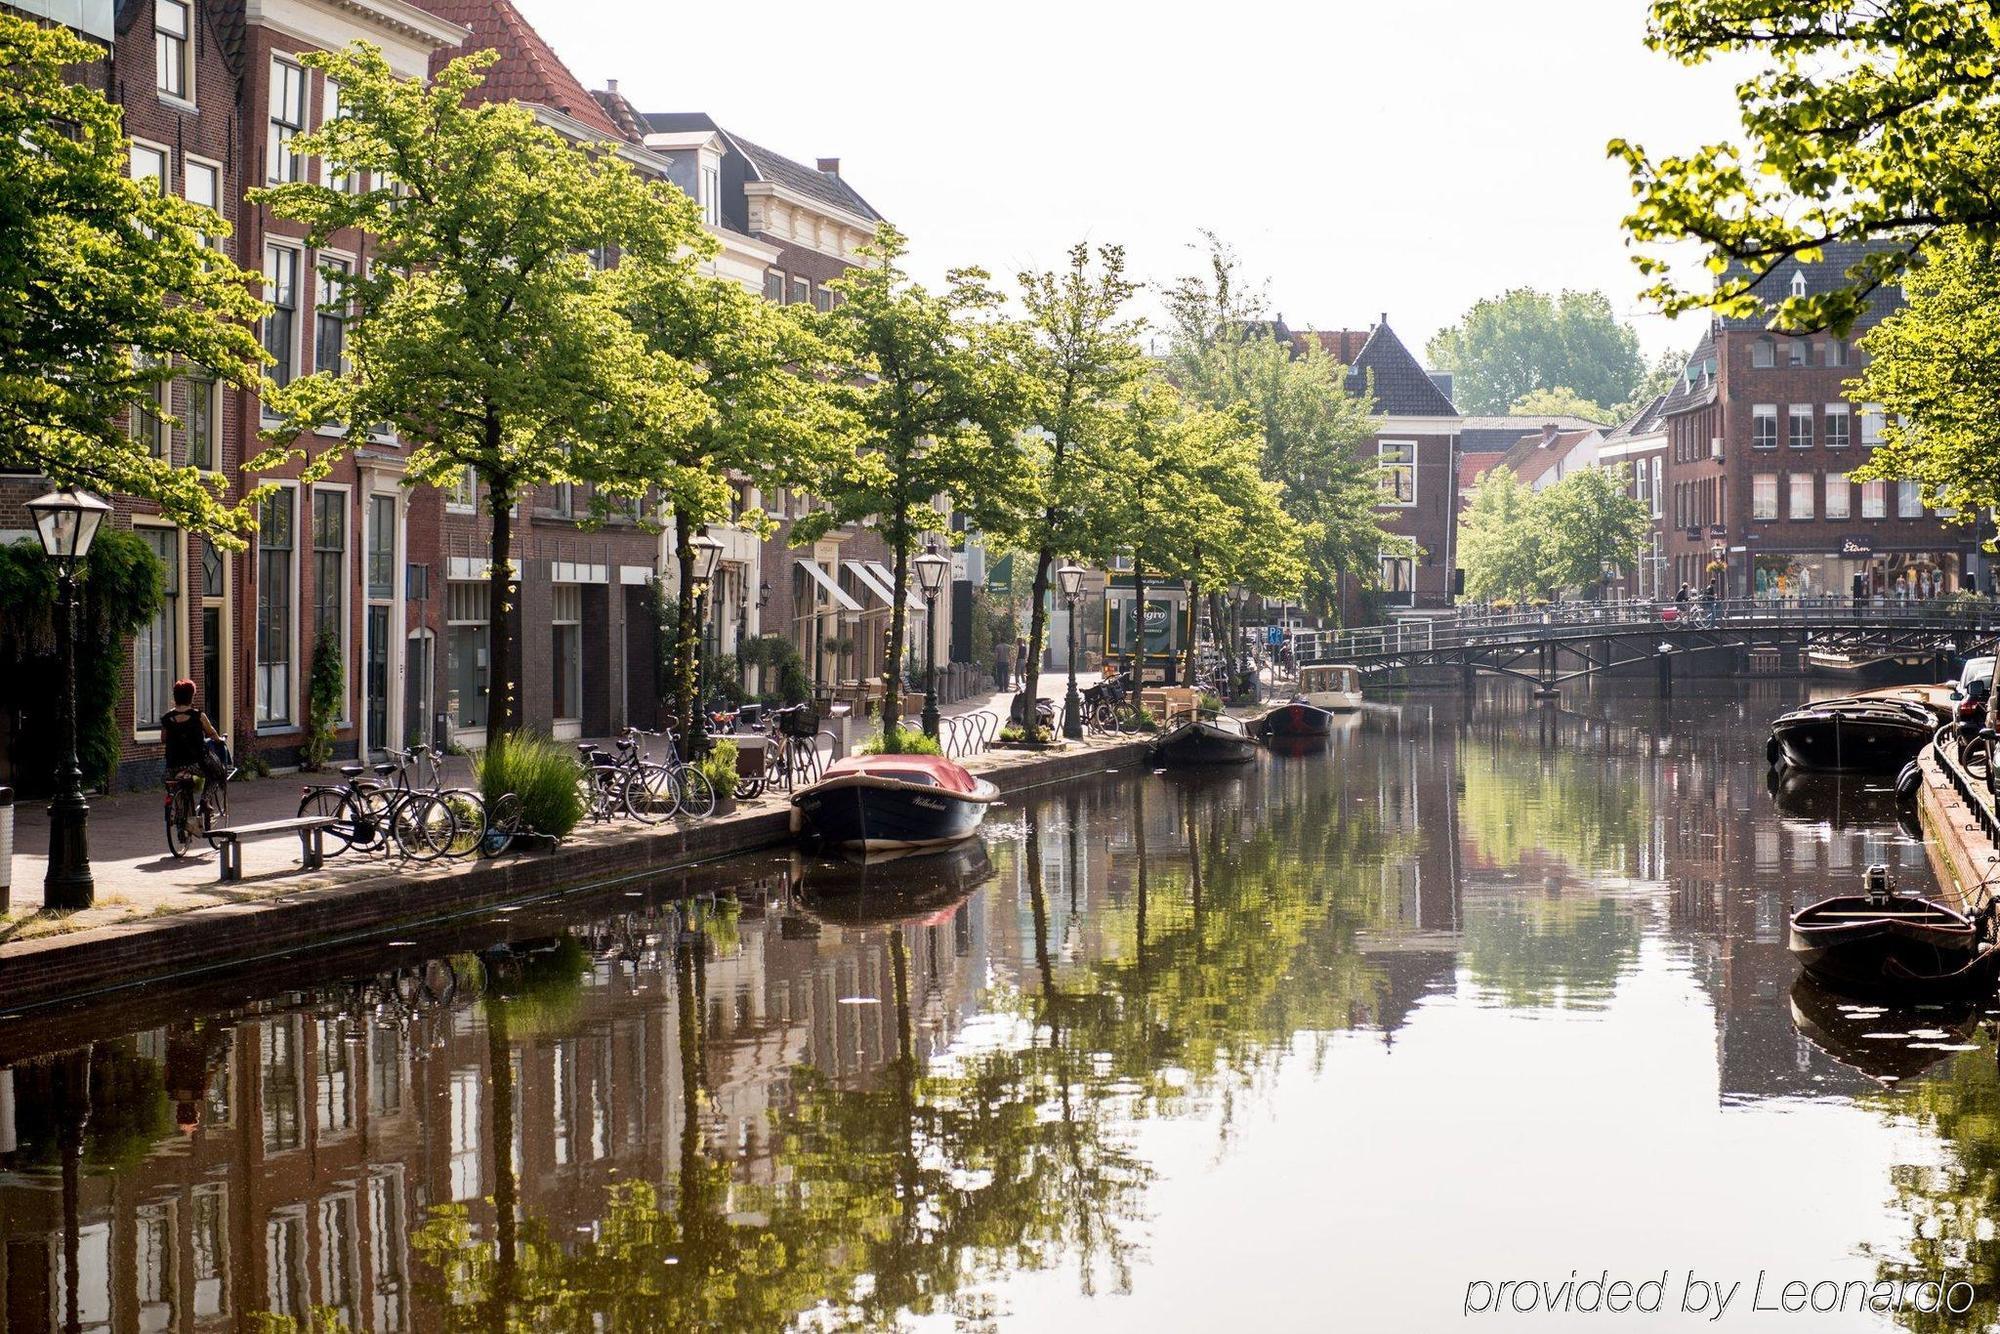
(476, 733, 585, 841)
(697, 737, 739, 801)
(861, 725, 942, 756)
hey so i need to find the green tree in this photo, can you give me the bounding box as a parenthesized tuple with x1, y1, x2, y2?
(609, 255, 846, 741)
(1612, 347, 1685, 422)
(1850, 231, 2000, 518)
(1609, 0, 2000, 330)
(1426, 288, 1645, 415)
(1458, 466, 1548, 603)
(797, 225, 1024, 747)
(1508, 386, 1613, 424)
(998, 242, 1149, 721)
(1161, 233, 1384, 621)
(0, 13, 269, 537)
(1537, 465, 1652, 597)
(250, 45, 709, 745)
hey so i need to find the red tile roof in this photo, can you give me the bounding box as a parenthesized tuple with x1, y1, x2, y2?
(1289, 329, 1373, 364)
(1459, 451, 1506, 496)
(409, 0, 626, 140)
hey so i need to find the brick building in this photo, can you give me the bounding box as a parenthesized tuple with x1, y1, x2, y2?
(1596, 391, 1669, 598)
(1657, 244, 1992, 601)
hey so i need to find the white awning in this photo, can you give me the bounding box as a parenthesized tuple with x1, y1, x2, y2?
(865, 560, 926, 610)
(844, 560, 897, 610)
(799, 559, 863, 612)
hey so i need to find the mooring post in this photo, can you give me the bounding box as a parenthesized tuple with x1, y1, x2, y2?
(1657, 649, 1672, 696)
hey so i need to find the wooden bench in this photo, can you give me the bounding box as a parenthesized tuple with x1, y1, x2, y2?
(211, 816, 334, 883)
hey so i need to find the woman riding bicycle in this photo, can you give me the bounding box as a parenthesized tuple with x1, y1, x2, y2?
(161, 678, 222, 791)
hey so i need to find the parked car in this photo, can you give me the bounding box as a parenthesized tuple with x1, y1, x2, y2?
(1949, 655, 1995, 702)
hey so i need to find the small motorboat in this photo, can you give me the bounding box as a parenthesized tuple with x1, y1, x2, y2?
(1789, 864, 1991, 995)
(1296, 663, 1363, 712)
(790, 754, 999, 852)
(1767, 695, 1936, 771)
(1152, 713, 1256, 767)
(1257, 698, 1335, 741)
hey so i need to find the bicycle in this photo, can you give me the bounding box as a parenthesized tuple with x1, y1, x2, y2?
(163, 752, 231, 859)
(298, 756, 456, 861)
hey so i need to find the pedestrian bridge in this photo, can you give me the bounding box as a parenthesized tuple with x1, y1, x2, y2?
(1293, 598, 2000, 692)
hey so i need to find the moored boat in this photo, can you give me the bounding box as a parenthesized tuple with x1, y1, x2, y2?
(795, 841, 996, 928)
(1257, 699, 1335, 741)
(1296, 663, 1363, 712)
(1767, 695, 1935, 771)
(1788, 865, 1989, 995)
(790, 754, 1000, 852)
(1152, 714, 1256, 766)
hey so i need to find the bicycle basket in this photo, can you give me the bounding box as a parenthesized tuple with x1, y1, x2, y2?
(779, 707, 820, 738)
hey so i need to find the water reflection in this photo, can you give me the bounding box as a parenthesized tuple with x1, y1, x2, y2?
(0, 683, 1990, 1330)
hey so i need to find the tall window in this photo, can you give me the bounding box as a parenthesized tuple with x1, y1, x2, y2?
(1752, 473, 1778, 520)
(264, 246, 298, 389)
(551, 584, 581, 722)
(1825, 403, 1850, 449)
(367, 495, 395, 600)
(155, 1, 191, 100)
(1788, 473, 1814, 520)
(701, 163, 720, 226)
(316, 257, 350, 374)
(1650, 456, 1662, 519)
(1751, 404, 1778, 449)
(1861, 480, 1886, 518)
(1788, 405, 1812, 449)
(324, 81, 359, 193)
(1751, 337, 1776, 368)
(446, 467, 476, 511)
(1377, 441, 1417, 506)
(1860, 405, 1887, 446)
(1822, 339, 1847, 368)
(187, 377, 218, 471)
(1787, 338, 1809, 367)
(130, 355, 168, 457)
(184, 160, 219, 248)
(135, 528, 180, 728)
(447, 582, 489, 730)
(763, 269, 784, 303)
(1825, 473, 1849, 519)
(1898, 480, 1924, 518)
(1379, 547, 1416, 601)
(257, 489, 295, 725)
(792, 277, 811, 306)
(268, 59, 307, 184)
(312, 489, 345, 642)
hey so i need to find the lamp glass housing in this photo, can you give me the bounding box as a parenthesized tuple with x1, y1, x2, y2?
(690, 533, 725, 586)
(28, 490, 110, 567)
(1056, 563, 1086, 600)
(913, 543, 950, 597)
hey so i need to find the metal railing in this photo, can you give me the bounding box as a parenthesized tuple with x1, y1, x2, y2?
(1928, 724, 2000, 849)
(1294, 595, 2000, 665)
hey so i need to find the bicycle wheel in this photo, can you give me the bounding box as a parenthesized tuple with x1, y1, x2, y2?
(438, 788, 486, 859)
(201, 779, 230, 849)
(674, 765, 717, 820)
(623, 763, 679, 823)
(299, 788, 363, 856)
(733, 776, 765, 800)
(483, 793, 525, 857)
(392, 793, 457, 861)
(352, 786, 395, 853)
(165, 790, 191, 859)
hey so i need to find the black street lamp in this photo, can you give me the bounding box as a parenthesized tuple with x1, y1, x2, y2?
(687, 532, 723, 756)
(27, 489, 109, 911)
(1057, 562, 1086, 739)
(913, 542, 950, 738)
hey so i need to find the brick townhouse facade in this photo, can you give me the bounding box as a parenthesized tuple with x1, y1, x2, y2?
(1657, 244, 1993, 601)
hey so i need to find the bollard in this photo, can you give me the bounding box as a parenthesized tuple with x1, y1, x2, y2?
(0, 786, 12, 916)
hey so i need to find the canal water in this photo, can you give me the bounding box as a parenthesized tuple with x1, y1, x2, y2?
(4, 683, 1995, 1332)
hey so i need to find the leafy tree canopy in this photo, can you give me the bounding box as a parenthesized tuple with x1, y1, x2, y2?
(1509, 386, 1615, 425)
(1460, 464, 1650, 600)
(1426, 288, 1645, 416)
(1609, 0, 2000, 330)
(1458, 467, 1549, 603)
(0, 13, 269, 538)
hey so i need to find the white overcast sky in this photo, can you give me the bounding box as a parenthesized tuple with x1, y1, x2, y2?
(518, 0, 1750, 367)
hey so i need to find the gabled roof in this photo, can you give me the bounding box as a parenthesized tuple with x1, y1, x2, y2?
(411, 0, 626, 140)
(641, 113, 882, 225)
(1344, 320, 1458, 418)
(1459, 413, 1604, 455)
(1602, 392, 1669, 445)
(1285, 328, 1373, 365)
(589, 83, 649, 142)
(1497, 427, 1597, 487)
(1661, 329, 1719, 414)
(1717, 239, 1905, 332)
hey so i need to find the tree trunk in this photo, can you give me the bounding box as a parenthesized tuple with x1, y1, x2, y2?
(667, 507, 701, 743)
(882, 521, 909, 749)
(1022, 547, 1053, 731)
(1129, 555, 1147, 686)
(487, 1000, 518, 1324)
(483, 445, 517, 748)
(1183, 573, 1202, 689)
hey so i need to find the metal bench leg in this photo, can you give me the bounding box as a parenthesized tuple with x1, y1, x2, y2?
(219, 841, 240, 883)
(301, 827, 323, 872)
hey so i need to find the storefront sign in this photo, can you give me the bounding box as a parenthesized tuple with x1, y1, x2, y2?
(1838, 536, 1874, 557)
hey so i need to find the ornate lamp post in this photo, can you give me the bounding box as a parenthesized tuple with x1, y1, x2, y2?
(1057, 562, 1086, 739)
(27, 489, 110, 911)
(913, 542, 950, 739)
(687, 532, 723, 756)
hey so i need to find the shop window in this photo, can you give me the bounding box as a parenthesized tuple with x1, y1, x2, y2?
(447, 582, 490, 730)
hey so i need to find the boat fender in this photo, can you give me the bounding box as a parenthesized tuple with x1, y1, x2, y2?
(1896, 759, 1923, 803)
(1766, 733, 1781, 767)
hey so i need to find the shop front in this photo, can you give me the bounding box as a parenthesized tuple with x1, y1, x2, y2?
(1747, 538, 1969, 602)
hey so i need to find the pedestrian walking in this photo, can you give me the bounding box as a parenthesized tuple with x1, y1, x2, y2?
(993, 640, 1010, 691)
(1013, 637, 1028, 688)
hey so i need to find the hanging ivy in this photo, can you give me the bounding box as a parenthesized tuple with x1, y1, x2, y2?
(0, 530, 163, 792)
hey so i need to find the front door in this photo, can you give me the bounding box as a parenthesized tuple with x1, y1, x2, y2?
(201, 606, 223, 722)
(366, 604, 390, 754)
(404, 630, 432, 749)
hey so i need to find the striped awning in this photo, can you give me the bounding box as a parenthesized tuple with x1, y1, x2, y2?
(844, 560, 897, 610)
(799, 558, 863, 612)
(865, 560, 926, 610)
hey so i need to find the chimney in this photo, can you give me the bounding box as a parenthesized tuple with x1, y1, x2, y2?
(605, 78, 619, 94)
(1380, 311, 1389, 326)
(816, 157, 840, 175)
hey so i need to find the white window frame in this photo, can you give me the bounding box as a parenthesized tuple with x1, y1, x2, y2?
(182, 153, 222, 249)
(551, 583, 583, 728)
(1825, 472, 1850, 519)
(1751, 404, 1778, 450)
(1750, 337, 1775, 369)
(314, 249, 353, 381)
(1788, 473, 1814, 520)
(1752, 472, 1778, 521)
(155, 0, 194, 106)
(185, 373, 220, 474)
(1377, 439, 1418, 508)
(310, 483, 352, 726)
(1378, 543, 1417, 599)
(268, 57, 308, 185)
(792, 276, 811, 306)
(1787, 404, 1813, 449)
(1861, 479, 1887, 519)
(1824, 403, 1850, 449)
(1649, 456, 1663, 519)
(324, 79, 361, 193)
(1860, 405, 1888, 447)
(1898, 480, 1924, 518)
(263, 243, 301, 410)
(132, 520, 185, 739)
(446, 466, 478, 514)
(256, 482, 301, 732)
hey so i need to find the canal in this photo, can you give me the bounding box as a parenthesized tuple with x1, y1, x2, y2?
(2, 683, 1994, 1331)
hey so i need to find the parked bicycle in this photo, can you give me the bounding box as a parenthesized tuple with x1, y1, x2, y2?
(578, 727, 716, 824)
(298, 752, 456, 861)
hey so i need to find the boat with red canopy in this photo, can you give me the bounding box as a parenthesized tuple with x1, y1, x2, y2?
(790, 753, 1000, 851)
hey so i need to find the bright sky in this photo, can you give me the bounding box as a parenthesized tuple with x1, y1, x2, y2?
(518, 0, 1750, 367)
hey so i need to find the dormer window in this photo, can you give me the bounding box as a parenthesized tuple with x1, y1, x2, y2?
(701, 163, 720, 227)
(1790, 268, 1807, 300)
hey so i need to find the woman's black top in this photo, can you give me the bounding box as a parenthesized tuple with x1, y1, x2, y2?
(160, 707, 208, 771)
